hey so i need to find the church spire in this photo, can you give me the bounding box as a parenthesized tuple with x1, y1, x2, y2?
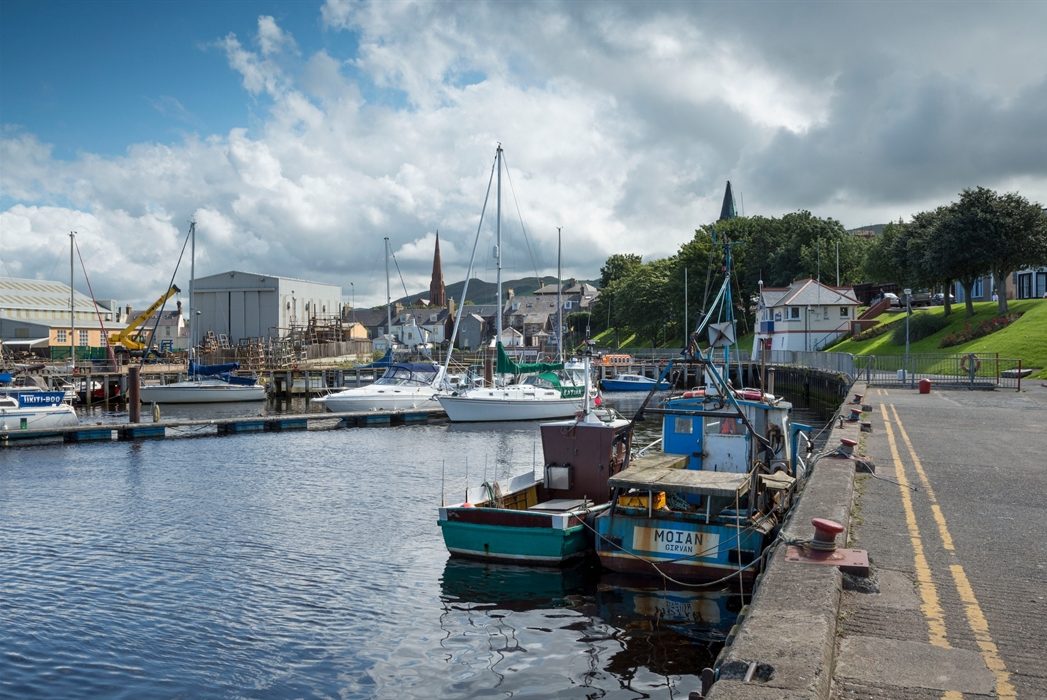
(429, 231, 446, 307)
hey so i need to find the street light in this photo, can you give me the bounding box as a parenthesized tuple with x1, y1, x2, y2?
(904, 288, 912, 385)
(350, 282, 355, 324)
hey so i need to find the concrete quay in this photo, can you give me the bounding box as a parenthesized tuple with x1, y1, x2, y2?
(709, 380, 1047, 699)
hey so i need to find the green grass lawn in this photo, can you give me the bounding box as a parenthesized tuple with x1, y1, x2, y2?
(830, 299, 1047, 378)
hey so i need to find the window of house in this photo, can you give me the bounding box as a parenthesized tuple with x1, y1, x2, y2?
(79, 330, 89, 346)
(840, 307, 849, 318)
(823, 308, 829, 320)
(57, 329, 67, 343)
(564, 300, 573, 310)
(789, 307, 800, 320)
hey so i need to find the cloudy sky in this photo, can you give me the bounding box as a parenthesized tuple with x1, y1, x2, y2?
(2, 0, 1045, 308)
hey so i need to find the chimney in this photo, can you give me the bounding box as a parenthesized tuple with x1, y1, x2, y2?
(126, 304, 132, 318)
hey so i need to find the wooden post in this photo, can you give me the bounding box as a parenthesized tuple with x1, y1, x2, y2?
(128, 365, 141, 423)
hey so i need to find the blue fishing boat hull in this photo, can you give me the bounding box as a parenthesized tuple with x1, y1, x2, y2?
(594, 509, 767, 585)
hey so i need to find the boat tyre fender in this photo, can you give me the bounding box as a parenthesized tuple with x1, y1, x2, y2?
(960, 353, 980, 373)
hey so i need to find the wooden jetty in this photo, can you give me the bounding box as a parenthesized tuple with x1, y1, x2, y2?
(1, 407, 446, 448)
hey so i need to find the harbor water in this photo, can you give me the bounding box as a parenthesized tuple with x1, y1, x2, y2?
(1, 394, 822, 698)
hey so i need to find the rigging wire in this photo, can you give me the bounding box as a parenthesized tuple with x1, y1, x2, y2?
(498, 151, 544, 283)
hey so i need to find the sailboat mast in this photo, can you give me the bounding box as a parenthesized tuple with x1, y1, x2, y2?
(189, 221, 195, 351)
(495, 144, 503, 343)
(385, 236, 392, 342)
(69, 231, 75, 373)
(556, 227, 562, 362)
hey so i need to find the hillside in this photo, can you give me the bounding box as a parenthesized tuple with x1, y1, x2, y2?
(392, 276, 599, 307)
(829, 299, 1047, 379)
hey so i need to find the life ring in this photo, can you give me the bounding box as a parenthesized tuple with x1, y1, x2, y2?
(960, 354, 980, 373)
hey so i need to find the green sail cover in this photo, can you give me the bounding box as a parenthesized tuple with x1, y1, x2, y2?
(496, 342, 564, 374)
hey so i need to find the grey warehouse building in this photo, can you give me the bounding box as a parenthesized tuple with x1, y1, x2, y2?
(191, 271, 342, 345)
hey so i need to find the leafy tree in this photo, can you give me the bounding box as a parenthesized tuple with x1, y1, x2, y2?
(988, 191, 1047, 313)
(938, 188, 998, 317)
(616, 258, 677, 346)
(599, 253, 643, 288)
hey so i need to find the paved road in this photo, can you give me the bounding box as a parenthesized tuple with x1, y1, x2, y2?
(833, 384, 1047, 698)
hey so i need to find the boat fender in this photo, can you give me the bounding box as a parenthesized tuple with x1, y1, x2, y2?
(682, 389, 705, 399)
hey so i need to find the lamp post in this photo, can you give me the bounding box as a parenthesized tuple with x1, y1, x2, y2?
(350, 282, 355, 324)
(904, 288, 912, 386)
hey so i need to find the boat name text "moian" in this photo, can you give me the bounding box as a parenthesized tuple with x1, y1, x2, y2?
(637, 526, 719, 556)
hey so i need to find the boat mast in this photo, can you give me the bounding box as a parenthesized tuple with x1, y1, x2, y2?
(556, 226, 563, 362)
(385, 236, 392, 344)
(495, 144, 503, 345)
(189, 220, 196, 354)
(69, 231, 75, 374)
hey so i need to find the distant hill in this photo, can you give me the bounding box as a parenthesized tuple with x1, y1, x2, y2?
(848, 223, 887, 236)
(390, 277, 599, 307)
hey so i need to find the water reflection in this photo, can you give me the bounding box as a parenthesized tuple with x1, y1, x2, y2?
(437, 559, 735, 698)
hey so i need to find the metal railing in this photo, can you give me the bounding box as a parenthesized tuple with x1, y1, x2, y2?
(854, 352, 1025, 390)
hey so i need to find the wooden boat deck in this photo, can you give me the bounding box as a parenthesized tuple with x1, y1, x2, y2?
(610, 453, 751, 498)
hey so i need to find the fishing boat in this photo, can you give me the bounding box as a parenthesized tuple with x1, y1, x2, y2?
(439, 351, 632, 564)
(436, 147, 588, 422)
(593, 182, 813, 586)
(601, 373, 671, 392)
(0, 388, 79, 431)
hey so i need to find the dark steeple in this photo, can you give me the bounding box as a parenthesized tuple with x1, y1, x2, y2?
(429, 231, 446, 307)
(719, 181, 737, 221)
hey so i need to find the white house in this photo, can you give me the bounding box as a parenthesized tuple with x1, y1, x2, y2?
(752, 278, 860, 355)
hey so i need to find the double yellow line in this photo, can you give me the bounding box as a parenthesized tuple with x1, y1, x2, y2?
(880, 403, 1015, 698)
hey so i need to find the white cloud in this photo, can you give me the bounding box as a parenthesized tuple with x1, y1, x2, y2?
(3, 1, 1046, 309)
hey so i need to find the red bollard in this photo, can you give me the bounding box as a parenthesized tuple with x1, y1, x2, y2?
(918, 378, 931, 394)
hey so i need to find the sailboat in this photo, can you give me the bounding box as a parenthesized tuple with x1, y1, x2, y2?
(437, 146, 590, 422)
(139, 222, 266, 404)
(593, 182, 814, 585)
(315, 238, 453, 412)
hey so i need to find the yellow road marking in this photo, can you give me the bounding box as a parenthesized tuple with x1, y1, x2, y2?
(879, 404, 950, 648)
(888, 405, 1016, 697)
(889, 405, 955, 552)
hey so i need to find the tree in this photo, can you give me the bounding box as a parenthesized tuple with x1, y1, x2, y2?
(938, 188, 998, 317)
(599, 253, 643, 288)
(616, 258, 676, 347)
(988, 191, 1047, 313)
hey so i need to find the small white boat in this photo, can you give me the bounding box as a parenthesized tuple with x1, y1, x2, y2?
(600, 373, 671, 392)
(315, 361, 449, 412)
(437, 375, 587, 422)
(0, 391, 79, 431)
(140, 361, 266, 404)
(140, 379, 266, 404)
